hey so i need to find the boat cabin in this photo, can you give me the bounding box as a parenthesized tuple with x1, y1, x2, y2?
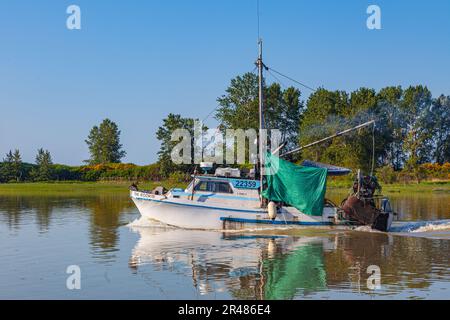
(168, 167, 262, 209)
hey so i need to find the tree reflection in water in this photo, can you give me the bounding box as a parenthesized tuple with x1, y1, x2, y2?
(0, 194, 134, 261)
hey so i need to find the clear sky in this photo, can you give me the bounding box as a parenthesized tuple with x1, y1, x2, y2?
(1, 0, 449, 165)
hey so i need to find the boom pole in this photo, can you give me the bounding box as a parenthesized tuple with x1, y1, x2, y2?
(280, 120, 376, 158)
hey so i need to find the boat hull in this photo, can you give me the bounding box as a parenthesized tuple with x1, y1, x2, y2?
(130, 191, 332, 230)
(132, 194, 239, 229)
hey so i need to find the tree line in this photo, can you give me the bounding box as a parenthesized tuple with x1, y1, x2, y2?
(0, 118, 188, 183)
(1, 73, 449, 184)
(157, 73, 450, 183)
(0, 119, 130, 183)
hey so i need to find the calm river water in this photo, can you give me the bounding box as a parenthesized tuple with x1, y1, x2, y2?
(0, 190, 449, 299)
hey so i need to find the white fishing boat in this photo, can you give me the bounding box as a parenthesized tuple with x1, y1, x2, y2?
(131, 41, 395, 232)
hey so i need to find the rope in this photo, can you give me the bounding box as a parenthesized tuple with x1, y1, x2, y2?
(268, 67, 317, 92)
(267, 69, 287, 88)
(267, 66, 349, 109)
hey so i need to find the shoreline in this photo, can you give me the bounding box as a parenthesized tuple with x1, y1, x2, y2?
(0, 180, 448, 196)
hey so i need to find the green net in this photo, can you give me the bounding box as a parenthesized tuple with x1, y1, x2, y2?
(262, 152, 327, 216)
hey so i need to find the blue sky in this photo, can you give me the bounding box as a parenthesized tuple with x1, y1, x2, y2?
(1, 0, 449, 165)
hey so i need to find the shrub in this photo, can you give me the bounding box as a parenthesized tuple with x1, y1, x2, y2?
(81, 170, 101, 181)
(52, 164, 81, 181)
(376, 165, 397, 184)
(419, 162, 450, 180)
(168, 171, 191, 183)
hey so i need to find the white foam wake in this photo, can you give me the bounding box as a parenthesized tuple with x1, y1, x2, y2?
(411, 222, 450, 233)
(127, 217, 173, 228)
(353, 225, 382, 233)
(389, 220, 450, 233)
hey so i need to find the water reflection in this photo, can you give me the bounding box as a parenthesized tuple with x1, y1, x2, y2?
(86, 195, 132, 261)
(129, 226, 450, 299)
(0, 193, 449, 299)
(0, 194, 134, 260)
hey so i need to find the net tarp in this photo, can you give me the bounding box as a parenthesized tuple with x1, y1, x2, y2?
(262, 152, 327, 216)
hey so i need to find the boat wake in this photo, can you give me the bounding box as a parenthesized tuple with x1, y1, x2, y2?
(127, 216, 450, 239)
(344, 220, 450, 239)
(127, 216, 301, 233)
(127, 217, 176, 229)
(353, 225, 383, 233)
(389, 220, 450, 233)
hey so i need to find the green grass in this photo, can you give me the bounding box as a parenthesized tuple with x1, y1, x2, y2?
(0, 180, 448, 196)
(0, 181, 186, 196)
(327, 180, 450, 194)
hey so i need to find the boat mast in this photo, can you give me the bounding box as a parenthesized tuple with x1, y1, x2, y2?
(257, 39, 265, 204)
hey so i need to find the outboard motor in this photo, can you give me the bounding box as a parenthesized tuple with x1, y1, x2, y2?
(341, 174, 392, 231)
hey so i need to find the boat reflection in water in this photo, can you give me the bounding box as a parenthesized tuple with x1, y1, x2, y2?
(128, 225, 330, 299)
(128, 223, 450, 299)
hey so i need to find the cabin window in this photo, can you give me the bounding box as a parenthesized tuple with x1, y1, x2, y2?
(213, 182, 233, 194)
(194, 181, 233, 194)
(194, 181, 212, 192)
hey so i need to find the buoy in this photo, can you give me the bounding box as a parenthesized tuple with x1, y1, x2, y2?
(268, 201, 277, 220)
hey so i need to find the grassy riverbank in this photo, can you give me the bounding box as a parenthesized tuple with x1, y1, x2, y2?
(327, 180, 450, 194)
(0, 180, 448, 196)
(0, 181, 184, 196)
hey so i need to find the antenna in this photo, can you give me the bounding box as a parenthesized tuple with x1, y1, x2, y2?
(257, 0, 260, 41)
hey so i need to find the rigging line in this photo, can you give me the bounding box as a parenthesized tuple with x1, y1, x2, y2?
(267, 69, 288, 89)
(265, 70, 293, 109)
(267, 68, 305, 112)
(201, 108, 217, 124)
(268, 67, 317, 92)
(270, 66, 351, 114)
(269, 65, 357, 111)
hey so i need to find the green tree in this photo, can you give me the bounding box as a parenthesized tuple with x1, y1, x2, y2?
(376, 86, 405, 170)
(299, 89, 351, 166)
(346, 87, 384, 172)
(1, 150, 14, 182)
(216, 73, 260, 130)
(299, 87, 402, 173)
(85, 119, 126, 164)
(430, 95, 450, 163)
(156, 113, 196, 177)
(402, 86, 433, 166)
(0, 150, 22, 182)
(215, 72, 304, 154)
(265, 84, 303, 151)
(11, 149, 22, 182)
(32, 148, 53, 181)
